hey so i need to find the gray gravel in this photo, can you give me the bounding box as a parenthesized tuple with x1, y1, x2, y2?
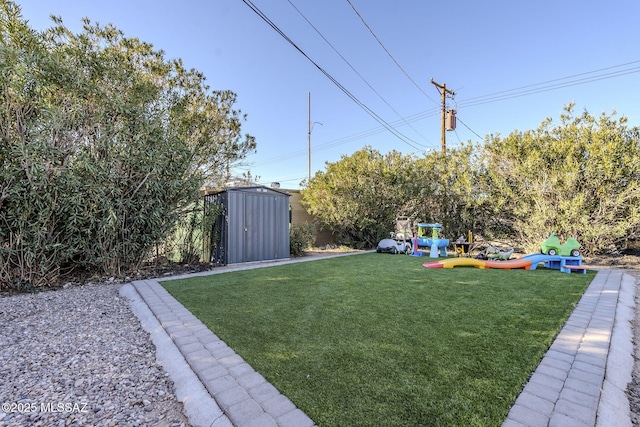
(0, 283, 189, 427)
(627, 270, 640, 427)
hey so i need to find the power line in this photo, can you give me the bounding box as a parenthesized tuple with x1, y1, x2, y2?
(394, 59, 640, 141)
(258, 175, 306, 185)
(449, 61, 640, 143)
(457, 61, 640, 108)
(456, 116, 484, 141)
(249, 107, 442, 168)
(286, 0, 431, 146)
(246, 57, 639, 176)
(345, 0, 439, 106)
(240, 0, 425, 151)
(461, 69, 640, 108)
(461, 59, 640, 105)
(240, 2, 640, 168)
(250, 58, 639, 168)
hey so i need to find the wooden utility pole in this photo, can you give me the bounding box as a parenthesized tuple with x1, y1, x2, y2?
(430, 79, 455, 154)
(308, 92, 311, 183)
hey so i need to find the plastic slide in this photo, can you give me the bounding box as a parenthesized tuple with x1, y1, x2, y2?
(423, 254, 566, 270)
(519, 254, 565, 270)
(422, 258, 487, 269)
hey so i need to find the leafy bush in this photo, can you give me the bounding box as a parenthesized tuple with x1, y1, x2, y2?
(290, 223, 316, 257)
(0, 2, 255, 290)
(302, 107, 640, 255)
(479, 105, 640, 254)
(161, 201, 222, 265)
(302, 148, 423, 248)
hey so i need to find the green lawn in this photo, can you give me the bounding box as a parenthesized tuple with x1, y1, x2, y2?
(163, 253, 594, 427)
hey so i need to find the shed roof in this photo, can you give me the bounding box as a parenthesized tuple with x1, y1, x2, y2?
(202, 185, 291, 197)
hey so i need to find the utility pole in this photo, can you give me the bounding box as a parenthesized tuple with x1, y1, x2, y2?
(308, 92, 311, 183)
(430, 79, 455, 154)
(307, 92, 322, 183)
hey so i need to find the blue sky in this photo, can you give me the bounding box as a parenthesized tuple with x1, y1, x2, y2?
(18, 0, 640, 189)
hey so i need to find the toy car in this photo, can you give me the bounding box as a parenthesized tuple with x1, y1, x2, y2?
(376, 238, 411, 254)
(541, 234, 581, 257)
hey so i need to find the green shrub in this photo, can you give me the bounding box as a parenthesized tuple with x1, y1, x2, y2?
(290, 223, 316, 257)
(0, 3, 255, 290)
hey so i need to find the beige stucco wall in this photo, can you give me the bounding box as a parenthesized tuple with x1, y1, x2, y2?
(285, 189, 335, 247)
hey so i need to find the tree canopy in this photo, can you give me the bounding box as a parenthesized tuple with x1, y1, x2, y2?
(302, 145, 483, 247)
(480, 104, 640, 253)
(303, 147, 421, 247)
(0, 0, 255, 289)
(303, 105, 640, 255)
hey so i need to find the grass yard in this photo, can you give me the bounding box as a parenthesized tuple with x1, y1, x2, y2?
(163, 253, 594, 427)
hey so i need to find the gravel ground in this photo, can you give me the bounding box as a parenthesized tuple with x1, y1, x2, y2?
(0, 283, 190, 427)
(627, 270, 640, 426)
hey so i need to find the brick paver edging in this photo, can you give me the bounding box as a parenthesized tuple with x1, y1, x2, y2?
(130, 280, 316, 427)
(502, 269, 631, 427)
(131, 264, 631, 427)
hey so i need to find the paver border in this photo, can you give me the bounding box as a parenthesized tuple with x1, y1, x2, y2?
(503, 269, 635, 427)
(124, 253, 634, 427)
(120, 283, 233, 427)
(128, 279, 315, 427)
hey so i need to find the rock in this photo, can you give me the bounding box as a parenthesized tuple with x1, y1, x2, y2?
(0, 284, 191, 427)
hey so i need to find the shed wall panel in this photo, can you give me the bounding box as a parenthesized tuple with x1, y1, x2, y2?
(226, 191, 245, 264)
(275, 196, 290, 258)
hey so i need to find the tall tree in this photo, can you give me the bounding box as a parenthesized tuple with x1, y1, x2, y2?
(0, 1, 255, 288)
(302, 147, 421, 247)
(407, 143, 486, 239)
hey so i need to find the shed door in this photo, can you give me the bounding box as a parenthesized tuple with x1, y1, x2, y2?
(243, 192, 279, 262)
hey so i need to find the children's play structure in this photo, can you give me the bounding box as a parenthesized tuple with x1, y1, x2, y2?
(541, 234, 581, 257)
(378, 221, 586, 274)
(453, 232, 473, 257)
(422, 253, 587, 274)
(411, 223, 449, 258)
(422, 234, 587, 274)
(377, 218, 449, 257)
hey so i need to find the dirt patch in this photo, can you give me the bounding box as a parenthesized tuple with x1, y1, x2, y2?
(302, 245, 365, 258)
(585, 254, 640, 269)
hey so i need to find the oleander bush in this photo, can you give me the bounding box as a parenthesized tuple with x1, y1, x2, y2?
(0, 1, 254, 290)
(303, 106, 640, 254)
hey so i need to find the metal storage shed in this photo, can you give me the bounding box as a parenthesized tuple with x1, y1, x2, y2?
(204, 186, 291, 265)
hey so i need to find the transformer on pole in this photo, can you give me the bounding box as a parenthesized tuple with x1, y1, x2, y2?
(446, 110, 456, 131)
(430, 79, 456, 153)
